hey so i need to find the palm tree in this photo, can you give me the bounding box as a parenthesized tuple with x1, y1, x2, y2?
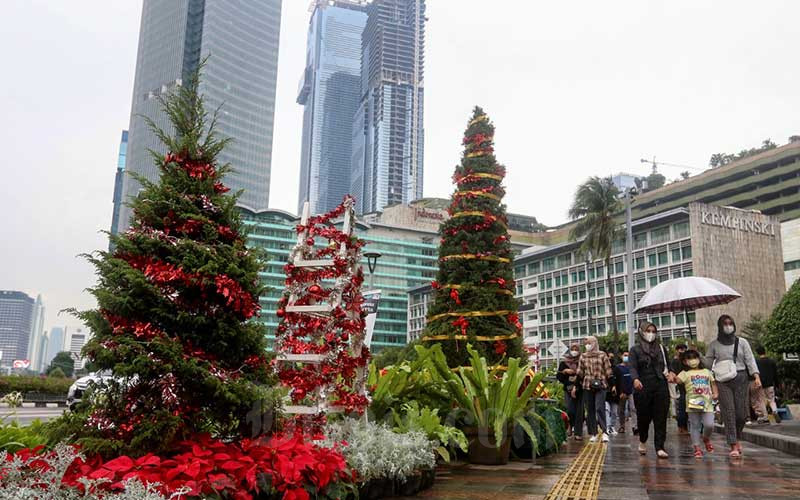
(568, 177, 624, 352)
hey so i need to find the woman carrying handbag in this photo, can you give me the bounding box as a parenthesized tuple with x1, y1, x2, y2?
(705, 314, 761, 458)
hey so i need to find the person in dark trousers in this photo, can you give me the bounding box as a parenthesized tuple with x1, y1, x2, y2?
(705, 315, 761, 458)
(670, 343, 689, 434)
(615, 351, 637, 434)
(606, 352, 620, 435)
(558, 343, 583, 438)
(629, 321, 671, 458)
(576, 335, 613, 443)
(755, 346, 780, 422)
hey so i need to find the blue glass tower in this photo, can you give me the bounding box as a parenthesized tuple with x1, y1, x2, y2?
(119, 0, 282, 229)
(352, 0, 426, 214)
(109, 130, 128, 244)
(297, 1, 368, 215)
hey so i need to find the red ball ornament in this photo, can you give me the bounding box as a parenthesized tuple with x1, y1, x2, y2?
(306, 238, 315, 246)
(308, 284, 322, 295)
(276, 308, 286, 318)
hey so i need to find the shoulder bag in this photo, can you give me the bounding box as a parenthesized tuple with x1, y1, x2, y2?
(712, 337, 739, 383)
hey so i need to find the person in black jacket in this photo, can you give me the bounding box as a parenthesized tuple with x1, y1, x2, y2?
(605, 352, 620, 435)
(629, 321, 672, 458)
(557, 343, 583, 439)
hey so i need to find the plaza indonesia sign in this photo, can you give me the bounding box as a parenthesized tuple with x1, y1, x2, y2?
(700, 211, 776, 237)
(414, 208, 445, 221)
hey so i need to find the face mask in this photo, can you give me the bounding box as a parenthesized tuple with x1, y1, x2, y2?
(723, 325, 735, 335)
(643, 332, 656, 343)
(687, 359, 700, 368)
(570, 350, 579, 357)
(622, 356, 629, 363)
(585, 344, 594, 352)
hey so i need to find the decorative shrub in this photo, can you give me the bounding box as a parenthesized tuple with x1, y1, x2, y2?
(0, 377, 73, 397)
(0, 418, 47, 453)
(0, 392, 23, 408)
(391, 401, 467, 462)
(510, 402, 566, 459)
(324, 419, 435, 482)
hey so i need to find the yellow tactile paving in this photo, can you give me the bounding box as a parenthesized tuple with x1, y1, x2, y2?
(544, 443, 606, 500)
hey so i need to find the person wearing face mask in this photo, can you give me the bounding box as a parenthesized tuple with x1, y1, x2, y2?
(705, 314, 761, 458)
(576, 336, 613, 443)
(615, 351, 637, 435)
(605, 352, 620, 436)
(557, 343, 583, 439)
(675, 349, 718, 458)
(628, 321, 671, 458)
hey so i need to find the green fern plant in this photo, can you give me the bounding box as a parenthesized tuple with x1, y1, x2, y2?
(391, 401, 467, 462)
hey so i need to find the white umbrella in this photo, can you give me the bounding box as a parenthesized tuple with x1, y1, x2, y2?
(634, 277, 741, 338)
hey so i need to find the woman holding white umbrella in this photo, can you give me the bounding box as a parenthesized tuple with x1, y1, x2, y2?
(705, 314, 761, 458)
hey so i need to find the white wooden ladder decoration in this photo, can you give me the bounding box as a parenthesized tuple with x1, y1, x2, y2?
(277, 199, 361, 415)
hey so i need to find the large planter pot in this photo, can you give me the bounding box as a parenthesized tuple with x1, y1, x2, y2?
(786, 404, 800, 420)
(358, 477, 396, 500)
(463, 426, 511, 465)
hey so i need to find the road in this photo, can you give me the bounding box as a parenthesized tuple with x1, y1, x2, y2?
(0, 406, 66, 426)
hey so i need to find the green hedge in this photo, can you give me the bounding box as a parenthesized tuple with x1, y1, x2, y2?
(0, 376, 73, 396)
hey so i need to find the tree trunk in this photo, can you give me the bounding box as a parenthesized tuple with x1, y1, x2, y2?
(606, 256, 619, 354)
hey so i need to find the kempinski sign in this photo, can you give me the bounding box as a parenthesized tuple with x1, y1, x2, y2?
(700, 210, 777, 236)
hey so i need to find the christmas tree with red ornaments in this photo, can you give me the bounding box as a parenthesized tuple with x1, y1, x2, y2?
(422, 107, 524, 367)
(57, 70, 277, 457)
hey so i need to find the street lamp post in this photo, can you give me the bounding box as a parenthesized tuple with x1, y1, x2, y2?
(364, 252, 382, 290)
(625, 188, 637, 350)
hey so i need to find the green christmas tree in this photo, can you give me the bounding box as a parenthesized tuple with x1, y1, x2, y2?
(422, 107, 524, 367)
(53, 71, 277, 457)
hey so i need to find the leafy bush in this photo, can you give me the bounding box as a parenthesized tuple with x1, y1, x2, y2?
(391, 401, 467, 462)
(511, 402, 567, 459)
(0, 376, 73, 397)
(766, 279, 800, 355)
(0, 418, 47, 453)
(324, 419, 435, 482)
(0, 444, 184, 499)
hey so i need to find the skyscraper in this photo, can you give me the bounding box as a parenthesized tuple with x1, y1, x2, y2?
(119, 0, 282, 229)
(297, 1, 368, 215)
(352, 0, 426, 214)
(27, 294, 45, 371)
(66, 327, 88, 371)
(109, 130, 128, 244)
(44, 326, 65, 370)
(0, 290, 35, 367)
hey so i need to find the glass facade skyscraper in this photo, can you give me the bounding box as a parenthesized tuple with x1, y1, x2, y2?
(297, 1, 368, 215)
(109, 130, 128, 243)
(119, 0, 282, 229)
(0, 290, 36, 367)
(352, 0, 426, 214)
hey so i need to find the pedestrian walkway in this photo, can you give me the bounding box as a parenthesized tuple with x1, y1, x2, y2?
(413, 424, 800, 499)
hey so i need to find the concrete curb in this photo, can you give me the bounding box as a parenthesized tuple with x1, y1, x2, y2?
(714, 423, 800, 457)
(0, 402, 66, 409)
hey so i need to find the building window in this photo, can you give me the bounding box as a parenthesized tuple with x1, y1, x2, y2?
(635, 256, 645, 269)
(579, 290, 587, 299)
(661, 315, 672, 327)
(528, 262, 540, 274)
(648, 254, 657, 267)
(596, 266, 604, 278)
(651, 226, 671, 245)
(682, 246, 692, 259)
(636, 277, 646, 289)
(617, 301, 625, 313)
(649, 276, 658, 287)
(671, 248, 681, 262)
(683, 269, 694, 277)
(658, 251, 668, 265)
(589, 288, 596, 299)
(615, 261, 624, 274)
(673, 222, 690, 239)
(555, 275, 561, 287)
(615, 282, 625, 293)
(659, 274, 668, 283)
(563, 310, 569, 319)
(634, 233, 648, 250)
(597, 285, 605, 296)
(558, 254, 571, 268)
(546, 278, 552, 289)
(543, 258, 555, 272)
(597, 304, 606, 315)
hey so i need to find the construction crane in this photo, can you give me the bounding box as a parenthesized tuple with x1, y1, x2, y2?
(640, 157, 705, 174)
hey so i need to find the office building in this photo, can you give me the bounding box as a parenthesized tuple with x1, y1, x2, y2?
(611, 172, 642, 192)
(27, 294, 45, 371)
(352, 0, 426, 214)
(109, 130, 128, 243)
(513, 203, 785, 369)
(119, 0, 282, 229)
(66, 327, 89, 371)
(44, 326, 66, 370)
(630, 138, 800, 287)
(242, 198, 545, 350)
(297, 1, 368, 215)
(0, 291, 36, 368)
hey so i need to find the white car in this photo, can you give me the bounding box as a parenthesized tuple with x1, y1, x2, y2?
(67, 371, 114, 410)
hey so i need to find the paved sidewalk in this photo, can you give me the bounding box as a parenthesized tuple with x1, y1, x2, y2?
(601, 425, 800, 500)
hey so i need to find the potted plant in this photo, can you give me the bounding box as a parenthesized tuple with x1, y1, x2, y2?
(428, 344, 544, 465)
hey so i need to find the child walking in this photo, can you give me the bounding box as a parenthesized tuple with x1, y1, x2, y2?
(675, 349, 718, 458)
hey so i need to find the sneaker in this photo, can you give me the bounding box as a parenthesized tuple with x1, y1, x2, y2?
(601, 433, 609, 443)
(703, 438, 714, 453)
(574, 435, 583, 441)
(638, 443, 647, 455)
(756, 417, 769, 425)
(589, 435, 598, 443)
(632, 427, 639, 436)
(729, 445, 741, 458)
(693, 445, 703, 458)
(618, 427, 626, 434)
(609, 429, 618, 436)
(657, 449, 669, 459)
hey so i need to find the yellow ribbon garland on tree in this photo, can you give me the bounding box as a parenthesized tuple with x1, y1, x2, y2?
(421, 332, 519, 342)
(453, 190, 501, 201)
(428, 309, 513, 322)
(449, 211, 509, 228)
(442, 283, 514, 295)
(440, 253, 511, 263)
(469, 114, 489, 126)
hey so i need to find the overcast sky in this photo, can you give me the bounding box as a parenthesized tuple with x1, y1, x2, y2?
(2, 0, 798, 333)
